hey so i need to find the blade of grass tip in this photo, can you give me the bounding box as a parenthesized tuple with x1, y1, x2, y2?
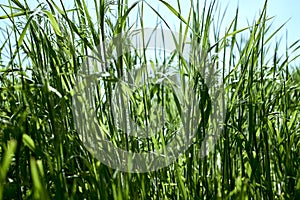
(4, 12, 34, 69)
(22, 133, 36, 152)
(202, 1, 216, 53)
(216, 1, 230, 35)
(182, 6, 192, 46)
(210, 26, 249, 52)
(211, 14, 274, 53)
(158, 0, 188, 25)
(114, 1, 140, 34)
(144, 1, 175, 30)
(224, 12, 269, 80)
(80, 0, 99, 45)
(176, 6, 192, 71)
(45, 0, 93, 51)
(143, 2, 185, 62)
(264, 20, 288, 45)
(43, 10, 62, 37)
(92, 0, 100, 24)
(228, 8, 239, 68)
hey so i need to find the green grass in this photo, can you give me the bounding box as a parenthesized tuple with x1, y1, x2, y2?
(0, 0, 300, 199)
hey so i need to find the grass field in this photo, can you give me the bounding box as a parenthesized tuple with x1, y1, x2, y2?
(0, 0, 300, 199)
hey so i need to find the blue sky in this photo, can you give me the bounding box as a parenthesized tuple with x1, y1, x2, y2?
(1, 0, 299, 41)
(134, 0, 300, 53)
(1, 0, 300, 63)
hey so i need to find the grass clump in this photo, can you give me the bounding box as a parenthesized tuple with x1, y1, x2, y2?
(0, 0, 300, 199)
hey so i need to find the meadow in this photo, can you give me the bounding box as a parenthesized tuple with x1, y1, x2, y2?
(0, 0, 300, 199)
